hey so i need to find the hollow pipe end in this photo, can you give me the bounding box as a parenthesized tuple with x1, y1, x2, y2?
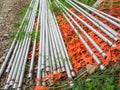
(100, 65, 106, 70)
(61, 67, 66, 72)
(71, 72, 76, 77)
(70, 82, 74, 87)
(53, 71, 57, 74)
(41, 66, 45, 70)
(114, 37, 119, 41)
(9, 80, 14, 86)
(13, 83, 17, 89)
(4, 84, 9, 90)
(5, 69, 9, 73)
(46, 67, 50, 72)
(112, 44, 116, 47)
(28, 73, 32, 79)
(102, 53, 107, 58)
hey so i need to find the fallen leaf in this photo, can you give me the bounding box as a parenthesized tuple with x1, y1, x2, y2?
(86, 64, 98, 74)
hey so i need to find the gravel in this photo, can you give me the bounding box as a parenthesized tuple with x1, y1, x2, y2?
(0, 0, 30, 62)
(0, 0, 30, 89)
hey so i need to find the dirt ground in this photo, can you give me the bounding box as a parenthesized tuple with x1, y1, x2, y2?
(0, 0, 30, 64)
(0, 0, 30, 89)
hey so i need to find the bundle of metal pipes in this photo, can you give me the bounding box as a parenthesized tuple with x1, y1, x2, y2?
(55, 0, 120, 72)
(0, 0, 76, 89)
(0, 0, 39, 89)
(36, 0, 76, 89)
(0, 0, 120, 89)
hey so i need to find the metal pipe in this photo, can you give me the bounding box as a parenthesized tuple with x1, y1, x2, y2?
(5, 0, 35, 73)
(48, 32, 57, 74)
(45, 0, 50, 72)
(4, 0, 38, 89)
(63, 9, 105, 70)
(49, 24, 61, 73)
(40, 0, 46, 71)
(4, 1, 36, 89)
(97, 10, 120, 23)
(0, 0, 35, 77)
(37, 0, 45, 86)
(16, 0, 39, 89)
(57, 0, 107, 58)
(52, 12, 76, 77)
(55, 0, 76, 78)
(74, 0, 120, 36)
(66, 0, 119, 41)
(38, 0, 48, 85)
(48, 12, 66, 72)
(28, 0, 41, 79)
(48, 1, 75, 85)
(57, 0, 114, 47)
(9, 5, 37, 85)
(56, 0, 105, 70)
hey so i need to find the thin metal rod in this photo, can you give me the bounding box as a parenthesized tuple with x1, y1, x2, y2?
(57, 0, 114, 47)
(66, 0, 119, 41)
(45, 0, 50, 72)
(49, 24, 61, 73)
(40, 0, 46, 71)
(63, 9, 105, 70)
(48, 1, 74, 85)
(52, 12, 76, 77)
(16, 0, 39, 89)
(0, 0, 35, 77)
(57, 0, 107, 58)
(37, 0, 45, 86)
(56, 0, 105, 70)
(28, 0, 41, 79)
(48, 33, 57, 74)
(4, 0, 38, 89)
(9, 5, 37, 85)
(74, 0, 120, 36)
(98, 10, 120, 23)
(5, 0, 35, 73)
(48, 12, 66, 72)
(55, 0, 76, 78)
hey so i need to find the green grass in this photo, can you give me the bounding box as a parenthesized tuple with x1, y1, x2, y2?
(49, 62, 120, 90)
(47, 0, 61, 15)
(78, 0, 97, 6)
(75, 72, 119, 90)
(11, 0, 36, 42)
(66, 65, 120, 90)
(16, 7, 28, 18)
(11, 18, 30, 42)
(13, 21, 21, 28)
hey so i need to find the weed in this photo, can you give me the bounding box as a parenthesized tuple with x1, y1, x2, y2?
(16, 29, 26, 42)
(71, 67, 120, 90)
(16, 7, 27, 18)
(48, 0, 61, 15)
(78, 0, 97, 6)
(23, 18, 29, 26)
(14, 21, 21, 28)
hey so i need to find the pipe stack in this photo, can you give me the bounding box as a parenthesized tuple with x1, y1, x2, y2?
(36, 0, 75, 88)
(0, 0, 120, 89)
(55, 0, 120, 73)
(0, 0, 75, 89)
